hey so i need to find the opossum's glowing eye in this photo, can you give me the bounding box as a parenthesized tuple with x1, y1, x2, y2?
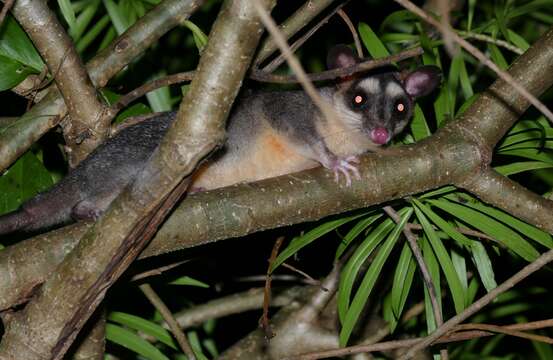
(352, 92, 367, 108)
(394, 99, 408, 116)
(396, 103, 405, 112)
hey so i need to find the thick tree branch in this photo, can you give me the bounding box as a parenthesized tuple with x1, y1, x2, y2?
(0, 0, 204, 172)
(0, 0, 274, 358)
(11, 0, 110, 164)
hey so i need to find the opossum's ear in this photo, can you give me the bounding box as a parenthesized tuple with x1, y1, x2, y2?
(401, 65, 442, 98)
(326, 44, 360, 70)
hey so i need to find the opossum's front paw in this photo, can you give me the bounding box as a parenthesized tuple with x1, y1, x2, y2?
(329, 156, 361, 186)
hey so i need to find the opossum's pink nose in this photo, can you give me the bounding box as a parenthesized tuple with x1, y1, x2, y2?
(370, 127, 389, 145)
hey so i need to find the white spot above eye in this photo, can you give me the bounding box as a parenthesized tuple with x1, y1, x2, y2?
(385, 82, 404, 98)
(397, 103, 405, 112)
(358, 77, 380, 94)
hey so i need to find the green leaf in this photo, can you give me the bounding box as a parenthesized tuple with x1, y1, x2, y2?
(339, 209, 412, 346)
(495, 162, 553, 176)
(488, 43, 509, 70)
(106, 323, 170, 360)
(467, 0, 476, 30)
(0, 16, 44, 71)
(358, 22, 390, 59)
(380, 10, 417, 32)
(409, 104, 431, 141)
(338, 217, 395, 321)
(103, 0, 129, 35)
(183, 20, 208, 52)
(187, 331, 209, 360)
(273, 212, 366, 272)
(469, 241, 497, 292)
(498, 148, 553, 164)
(0, 56, 33, 91)
(108, 312, 177, 349)
(76, 14, 110, 53)
(336, 213, 381, 258)
(0, 152, 54, 214)
(58, 0, 77, 29)
(507, 30, 530, 51)
(413, 204, 466, 314)
(412, 199, 498, 292)
(390, 241, 416, 329)
(169, 276, 210, 288)
(429, 199, 540, 261)
(447, 194, 553, 249)
(69, 0, 101, 41)
(421, 235, 441, 332)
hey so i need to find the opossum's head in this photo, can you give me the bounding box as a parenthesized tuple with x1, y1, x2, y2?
(327, 45, 441, 145)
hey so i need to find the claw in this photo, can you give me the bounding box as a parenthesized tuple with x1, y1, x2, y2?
(329, 156, 361, 186)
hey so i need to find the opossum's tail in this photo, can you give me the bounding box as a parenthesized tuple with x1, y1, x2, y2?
(0, 209, 32, 236)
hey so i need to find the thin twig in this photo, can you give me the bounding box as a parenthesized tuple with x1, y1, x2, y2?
(456, 323, 553, 344)
(337, 9, 363, 58)
(0, 0, 15, 26)
(252, 0, 341, 127)
(130, 260, 189, 282)
(394, 0, 553, 125)
(140, 284, 196, 360)
(458, 30, 524, 55)
(262, 1, 350, 73)
(399, 247, 553, 359)
(291, 318, 553, 359)
(281, 263, 321, 286)
(383, 206, 449, 360)
(252, 47, 423, 83)
(112, 47, 422, 112)
(261, 236, 284, 339)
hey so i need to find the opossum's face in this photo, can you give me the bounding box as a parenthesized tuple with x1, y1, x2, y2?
(327, 45, 441, 145)
(341, 73, 414, 145)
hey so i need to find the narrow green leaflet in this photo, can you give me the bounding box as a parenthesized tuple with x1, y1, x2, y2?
(58, 0, 77, 29)
(467, 0, 476, 30)
(106, 324, 170, 360)
(69, 0, 101, 41)
(187, 331, 209, 360)
(358, 22, 390, 58)
(76, 15, 111, 53)
(447, 194, 553, 249)
(411, 199, 497, 292)
(488, 43, 509, 70)
(339, 209, 412, 346)
(335, 213, 381, 258)
(390, 241, 416, 327)
(429, 199, 540, 261)
(507, 29, 530, 51)
(272, 213, 366, 272)
(409, 104, 431, 141)
(498, 148, 553, 164)
(379, 10, 417, 32)
(146, 84, 172, 112)
(183, 20, 208, 52)
(103, 0, 129, 35)
(469, 241, 497, 292)
(169, 276, 210, 288)
(457, 53, 473, 99)
(337, 216, 398, 321)
(421, 235, 441, 333)
(108, 312, 177, 349)
(413, 204, 466, 314)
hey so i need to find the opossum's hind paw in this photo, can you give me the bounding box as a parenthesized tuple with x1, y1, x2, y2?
(330, 156, 360, 186)
(72, 200, 103, 221)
